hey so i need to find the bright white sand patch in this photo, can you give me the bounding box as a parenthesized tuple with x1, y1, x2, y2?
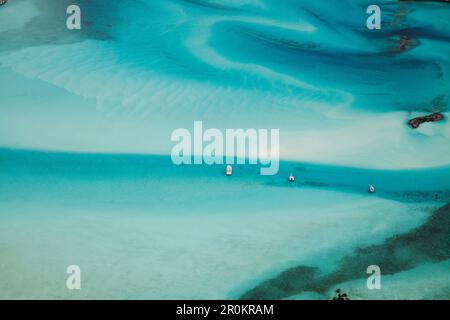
(1, 46, 449, 170)
(280, 110, 450, 169)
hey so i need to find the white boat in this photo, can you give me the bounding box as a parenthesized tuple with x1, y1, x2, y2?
(369, 184, 375, 193)
(226, 165, 233, 176)
(288, 173, 295, 182)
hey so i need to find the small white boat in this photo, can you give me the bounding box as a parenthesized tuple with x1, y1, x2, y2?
(369, 184, 375, 193)
(288, 173, 295, 182)
(226, 165, 233, 176)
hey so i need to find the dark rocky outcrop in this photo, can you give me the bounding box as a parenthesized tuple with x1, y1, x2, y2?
(332, 289, 350, 300)
(408, 113, 444, 129)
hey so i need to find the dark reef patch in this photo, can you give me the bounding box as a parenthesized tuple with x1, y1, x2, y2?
(240, 203, 450, 299)
(408, 113, 444, 128)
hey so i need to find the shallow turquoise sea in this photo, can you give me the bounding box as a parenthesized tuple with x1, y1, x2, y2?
(0, 0, 449, 299)
(0, 148, 449, 299)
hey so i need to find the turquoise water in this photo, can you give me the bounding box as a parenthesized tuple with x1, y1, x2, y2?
(0, 148, 448, 299)
(0, 0, 449, 299)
